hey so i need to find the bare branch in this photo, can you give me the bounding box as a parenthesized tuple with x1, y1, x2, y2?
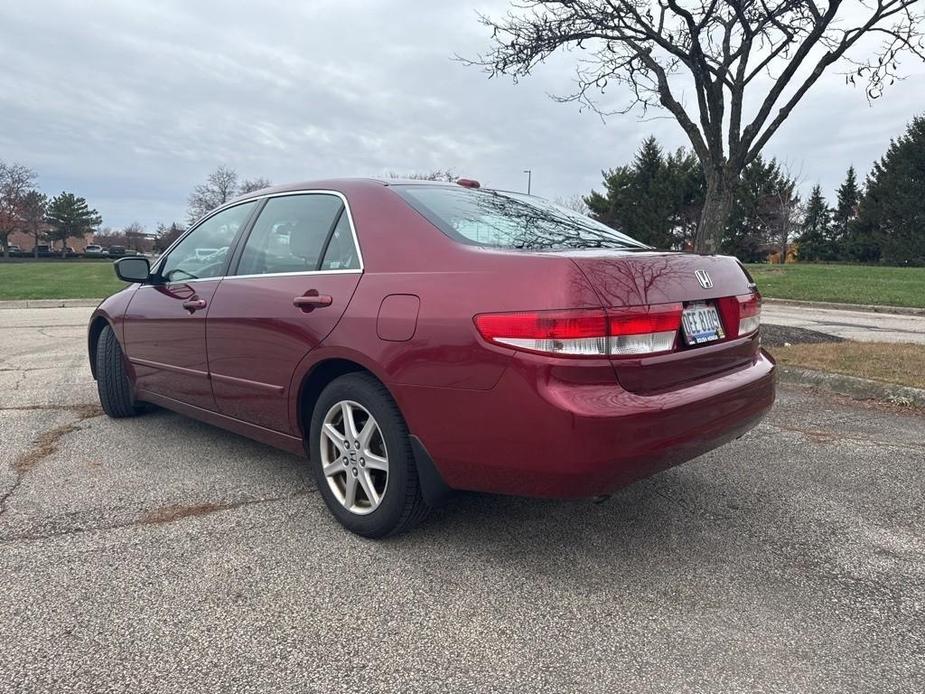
(467, 0, 925, 250)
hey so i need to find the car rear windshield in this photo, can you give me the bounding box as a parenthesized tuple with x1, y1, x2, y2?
(394, 185, 649, 251)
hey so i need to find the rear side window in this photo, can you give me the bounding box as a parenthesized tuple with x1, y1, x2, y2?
(395, 185, 648, 251)
(319, 212, 360, 271)
(236, 194, 350, 276)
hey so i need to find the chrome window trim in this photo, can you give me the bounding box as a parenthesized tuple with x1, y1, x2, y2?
(137, 277, 219, 288)
(151, 189, 365, 279)
(138, 268, 363, 290)
(227, 269, 363, 281)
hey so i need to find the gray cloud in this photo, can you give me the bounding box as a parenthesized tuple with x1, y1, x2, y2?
(1, 0, 923, 229)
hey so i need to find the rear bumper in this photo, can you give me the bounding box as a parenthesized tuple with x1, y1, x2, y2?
(395, 349, 775, 498)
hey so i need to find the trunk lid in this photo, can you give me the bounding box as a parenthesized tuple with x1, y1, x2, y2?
(565, 250, 761, 394)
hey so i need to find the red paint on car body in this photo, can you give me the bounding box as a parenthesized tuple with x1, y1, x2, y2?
(89, 178, 775, 499)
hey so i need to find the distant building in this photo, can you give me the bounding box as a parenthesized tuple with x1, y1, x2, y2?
(9, 227, 95, 253)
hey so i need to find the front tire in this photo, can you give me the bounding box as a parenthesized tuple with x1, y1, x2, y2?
(95, 325, 143, 418)
(309, 373, 429, 538)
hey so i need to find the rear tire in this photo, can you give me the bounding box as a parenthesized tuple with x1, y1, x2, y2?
(309, 373, 429, 538)
(95, 324, 143, 418)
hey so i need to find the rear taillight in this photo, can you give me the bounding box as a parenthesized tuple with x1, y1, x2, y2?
(473, 309, 609, 357)
(607, 304, 682, 356)
(474, 304, 682, 358)
(737, 293, 761, 336)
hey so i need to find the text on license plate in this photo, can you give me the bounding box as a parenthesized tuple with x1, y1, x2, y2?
(681, 304, 725, 345)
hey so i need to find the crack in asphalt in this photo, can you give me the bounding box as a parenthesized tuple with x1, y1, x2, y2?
(0, 490, 315, 544)
(0, 404, 99, 412)
(0, 400, 316, 543)
(765, 422, 925, 452)
(0, 404, 104, 517)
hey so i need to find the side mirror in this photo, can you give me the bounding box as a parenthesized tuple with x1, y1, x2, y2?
(114, 256, 151, 283)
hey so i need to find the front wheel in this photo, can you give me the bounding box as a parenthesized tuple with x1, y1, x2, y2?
(309, 373, 429, 538)
(95, 325, 143, 418)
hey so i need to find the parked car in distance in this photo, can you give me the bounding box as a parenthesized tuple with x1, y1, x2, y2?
(88, 178, 775, 538)
(34, 244, 54, 258)
(107, 246, 126, 258)
(63, 246, 78, 258)
(6, 245, 24, 257)
(84, 244, 105, 258)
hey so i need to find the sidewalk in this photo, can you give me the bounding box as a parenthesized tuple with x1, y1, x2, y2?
(762, 302, 925, 344)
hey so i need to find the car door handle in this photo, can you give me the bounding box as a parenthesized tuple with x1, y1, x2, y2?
(182, 298, 207, 313)
(293, 293, 333, 311)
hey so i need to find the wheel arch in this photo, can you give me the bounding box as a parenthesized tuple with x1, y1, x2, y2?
(293, 354, 452, 506)
(295, 357, 390, 438)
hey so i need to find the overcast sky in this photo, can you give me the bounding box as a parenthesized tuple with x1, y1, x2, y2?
(1, 0, 923, 230)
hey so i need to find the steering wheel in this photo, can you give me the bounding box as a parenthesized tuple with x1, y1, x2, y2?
(163, 267, 197, 283)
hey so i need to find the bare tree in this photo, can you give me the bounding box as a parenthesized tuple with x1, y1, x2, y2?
(123, 222, 146, 252)
(764, 179, 802, 262)
(154, 222, 185, 253)
(187, 166, 240, 223)
(95, 228, 129, 248)
(20, 190, 47, 258)
(385, 170, 459, 182)
(554, 194, 592, 215)
(239, 177, 272, 194)
(0, 161, 37, 257)
(469, 1, 925, 252)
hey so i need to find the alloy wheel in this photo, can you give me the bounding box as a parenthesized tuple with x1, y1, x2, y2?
(320, 400, 389, 515)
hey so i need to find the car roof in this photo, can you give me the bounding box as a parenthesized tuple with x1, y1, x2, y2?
(232, 177, 475, 203)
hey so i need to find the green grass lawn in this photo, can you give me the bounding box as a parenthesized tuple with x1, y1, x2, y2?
(0, 261, 126, 300)
(1, 259, 922, 307)
(745, 263, 925, 308)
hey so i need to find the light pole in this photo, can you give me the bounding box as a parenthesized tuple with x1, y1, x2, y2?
(523, 169, 532, 195)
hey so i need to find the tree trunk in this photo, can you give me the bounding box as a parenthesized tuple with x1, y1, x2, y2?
(695, 175, 735, 254)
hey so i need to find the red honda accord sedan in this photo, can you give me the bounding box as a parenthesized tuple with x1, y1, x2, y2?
(88, 178, 775, 537)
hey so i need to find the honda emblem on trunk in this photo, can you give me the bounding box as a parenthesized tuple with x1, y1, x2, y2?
(695, 270, 713, 289)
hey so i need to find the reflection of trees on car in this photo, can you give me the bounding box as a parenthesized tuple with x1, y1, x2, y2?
(399, 186, 651, 251)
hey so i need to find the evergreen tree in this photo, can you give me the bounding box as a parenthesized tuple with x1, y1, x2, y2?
(723, 156, 789, 262)
(797, 185, 832, 261)
(663, 148, 705, 249)
(589, 138, 800, 261)
(630, 136, 672, 247)
(585, 165, 635, 233)
(831, 166, 861, 255)
(586, 136, 704, 249)
(854, 116, 925, 265)
(46, 192, 102, 256)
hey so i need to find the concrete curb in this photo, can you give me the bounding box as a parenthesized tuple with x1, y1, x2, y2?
(763, 297, 925, 316)
(778, 365, 925, 407)
(0, 298, 102, 310)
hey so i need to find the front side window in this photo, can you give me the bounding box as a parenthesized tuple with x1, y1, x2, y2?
(159, 202, 256, 282)
(395, 185, 649, 251)
(236, 194, 358, 276)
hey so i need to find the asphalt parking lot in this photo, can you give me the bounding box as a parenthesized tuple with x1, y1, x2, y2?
(1, 307, 923, 693)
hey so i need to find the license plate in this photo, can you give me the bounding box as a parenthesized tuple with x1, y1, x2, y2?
(681, 304, 724, 345)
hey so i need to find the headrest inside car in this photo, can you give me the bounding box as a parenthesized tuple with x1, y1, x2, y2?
(287, 218, 324, 260)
